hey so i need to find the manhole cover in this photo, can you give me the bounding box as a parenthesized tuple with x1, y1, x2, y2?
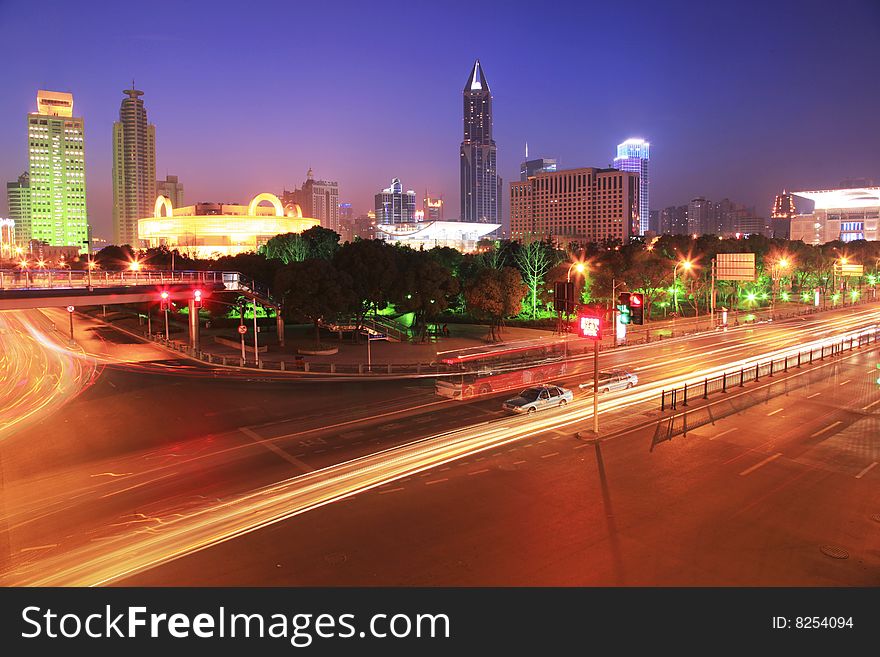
(871, 513, 880, 523)
(819, 545, 849, 560)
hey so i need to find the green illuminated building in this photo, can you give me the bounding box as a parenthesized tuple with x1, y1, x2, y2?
(27, 90, 90, 251)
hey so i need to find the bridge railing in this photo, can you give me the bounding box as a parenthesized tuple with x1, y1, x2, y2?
(0, 268, 233, 291)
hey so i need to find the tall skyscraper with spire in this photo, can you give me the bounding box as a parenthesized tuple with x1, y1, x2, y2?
(112, 85, 156, 246)
(460, 59, 500, 225)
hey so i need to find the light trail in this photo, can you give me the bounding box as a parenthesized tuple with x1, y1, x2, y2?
(6, 318, 877, 586)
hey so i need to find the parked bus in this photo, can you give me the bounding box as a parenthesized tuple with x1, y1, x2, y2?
(435, 338, 568, 400)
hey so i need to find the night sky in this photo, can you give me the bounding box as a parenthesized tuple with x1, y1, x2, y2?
(1, 0, 878, 239)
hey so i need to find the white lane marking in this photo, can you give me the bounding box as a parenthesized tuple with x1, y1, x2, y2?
(425, 478, 448, 485)
(810, 421, 842, 438)
(513, 460, 527, 465)
(766, 408, 783, 417)
(709, 427, 738, 441)
(468, 468, 490, 476)
(378, 487, 405, 494)
(541, 452, 559, 459)
(806, 392, 821, 399)
(739, 453, 783, 476)
(840, 379, 851, 386)
(238, 427, 315, 472)
(861, 398, 880, 411)
(855, 461, 877, 479)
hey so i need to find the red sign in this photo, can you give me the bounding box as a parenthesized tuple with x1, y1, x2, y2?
(577, 314, 602, 340)
(238, 325, 248, 334)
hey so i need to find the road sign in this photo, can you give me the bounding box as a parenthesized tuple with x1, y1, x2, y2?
(555, 281, 576, 314)
(66, 305, 74, 313)
(835, 263, 863, 277)
(577, 314, 602, 340)
(238, 324, 247, 334)
(716, 253, 756, 281)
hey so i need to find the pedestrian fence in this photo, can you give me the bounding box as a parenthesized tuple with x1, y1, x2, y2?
(660, 326, 880, 411)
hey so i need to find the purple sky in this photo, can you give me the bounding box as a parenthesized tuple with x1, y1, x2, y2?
(1, 0, 879, 239)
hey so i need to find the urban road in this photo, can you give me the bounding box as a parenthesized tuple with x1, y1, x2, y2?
(1, 303, 878, 585)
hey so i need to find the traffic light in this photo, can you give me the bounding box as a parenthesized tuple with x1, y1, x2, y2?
(617, 303, 631, 324)
(617, 292, 630, 306)
(193, 289, 202, 309)
(629, 292, 644, 325)
(159, 290, 170, 311)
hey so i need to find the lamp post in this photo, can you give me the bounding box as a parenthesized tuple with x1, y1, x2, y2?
(86, 258, 96, 291)
(564, 262, 586, 359)
(770, 257, 790, 316)
(673, 259, 692, 315)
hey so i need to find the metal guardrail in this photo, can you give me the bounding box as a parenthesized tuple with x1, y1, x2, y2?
(660, 327, 880, 411)
(0, 268, 230, 290)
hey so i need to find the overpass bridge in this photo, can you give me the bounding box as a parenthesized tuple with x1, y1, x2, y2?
(0, 269, 284, 349)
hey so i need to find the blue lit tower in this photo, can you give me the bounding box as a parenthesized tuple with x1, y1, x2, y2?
(613, 138, 650, 235)
(460, 60, 500, 224)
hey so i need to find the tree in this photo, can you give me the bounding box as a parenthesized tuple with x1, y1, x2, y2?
(464, 266, 527, 342)
(93, 244, 136, 270)
(261, 233, 311, 264)
(301, 225, 341, 260)
(394, 249, 459, 342)
(513, 238, 558, 318)
(333, 239, 399, 328)
(275, 259, 353, 347)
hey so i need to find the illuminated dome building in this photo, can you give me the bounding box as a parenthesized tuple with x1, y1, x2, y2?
(375, 220, 501, 252)
(138, 192, 320, 258)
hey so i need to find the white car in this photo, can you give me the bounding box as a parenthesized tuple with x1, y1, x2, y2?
(502, 385, 574, 415)
(579, 370, 638, 393)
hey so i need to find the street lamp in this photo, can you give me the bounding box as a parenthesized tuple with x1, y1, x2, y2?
(673, 260, 692, 314)
(564, 261, 587, 358)
(567, 261, 586, 283)
(86, 258, 97, 290)
(769, 257, 791, 316)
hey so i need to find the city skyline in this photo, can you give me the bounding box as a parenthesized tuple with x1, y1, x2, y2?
(1, 0, 878, 242)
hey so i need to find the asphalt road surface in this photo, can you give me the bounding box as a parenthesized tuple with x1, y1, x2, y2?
(1, 303, 878, 585)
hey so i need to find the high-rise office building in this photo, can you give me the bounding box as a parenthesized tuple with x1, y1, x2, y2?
(460, 59, 500, 224)
(612, 138, 649, 235)
(660, 205, 689, 234)
(790, 187, 880, 244)
(6, 171, 30, 244)
(157, 174, 184, 208)
(112, 86, 156, 246)
(375, 178, 416, 224)
(648, 209, 660, 234)
(520, 151, 558, 181)
(687, 197, 711, 235)
(770, 191, 796, 239)
(27, 90, 89, 251)
(423, 194, 443, 221)
(509, 167, 639, 244)
(281, 169, 340, 233)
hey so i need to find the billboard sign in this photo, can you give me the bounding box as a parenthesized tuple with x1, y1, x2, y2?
(716, 253, 756, 281)
(577, 315, 602, 340)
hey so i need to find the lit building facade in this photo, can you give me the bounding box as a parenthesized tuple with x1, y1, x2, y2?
(460, 60, 501, 224)
(281, 169, 340, 233)
(375, 220, 500, 252)
(138, 192, 320, 258)
(612, 139, 649, 235)
(112, 87, 156, 247)
(790, 187, 880, 244)
(660, 205, 688, 234)
(424, 194, 444, 221)
(375, 178, 416, 224)
(27, 91, 89, 251)
(510, 167, 639, 244)
(520, 157, 557, 181)
(770, 191, 797, 239)
(157, 174, 184, 208)
(6, 171, 30, 244)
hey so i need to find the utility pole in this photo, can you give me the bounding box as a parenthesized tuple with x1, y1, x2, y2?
(253, 299, 259, 365)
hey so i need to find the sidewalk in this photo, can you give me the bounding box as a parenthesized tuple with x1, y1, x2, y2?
(80, 298, 876, 375)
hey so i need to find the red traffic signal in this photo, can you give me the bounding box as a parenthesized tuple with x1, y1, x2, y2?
(159, 290, 170, 311)
(629, 292, 644, 324)
(577, 314, 602, 340)
(630, 293, 643, 307)
(193, 289, 203, 308)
